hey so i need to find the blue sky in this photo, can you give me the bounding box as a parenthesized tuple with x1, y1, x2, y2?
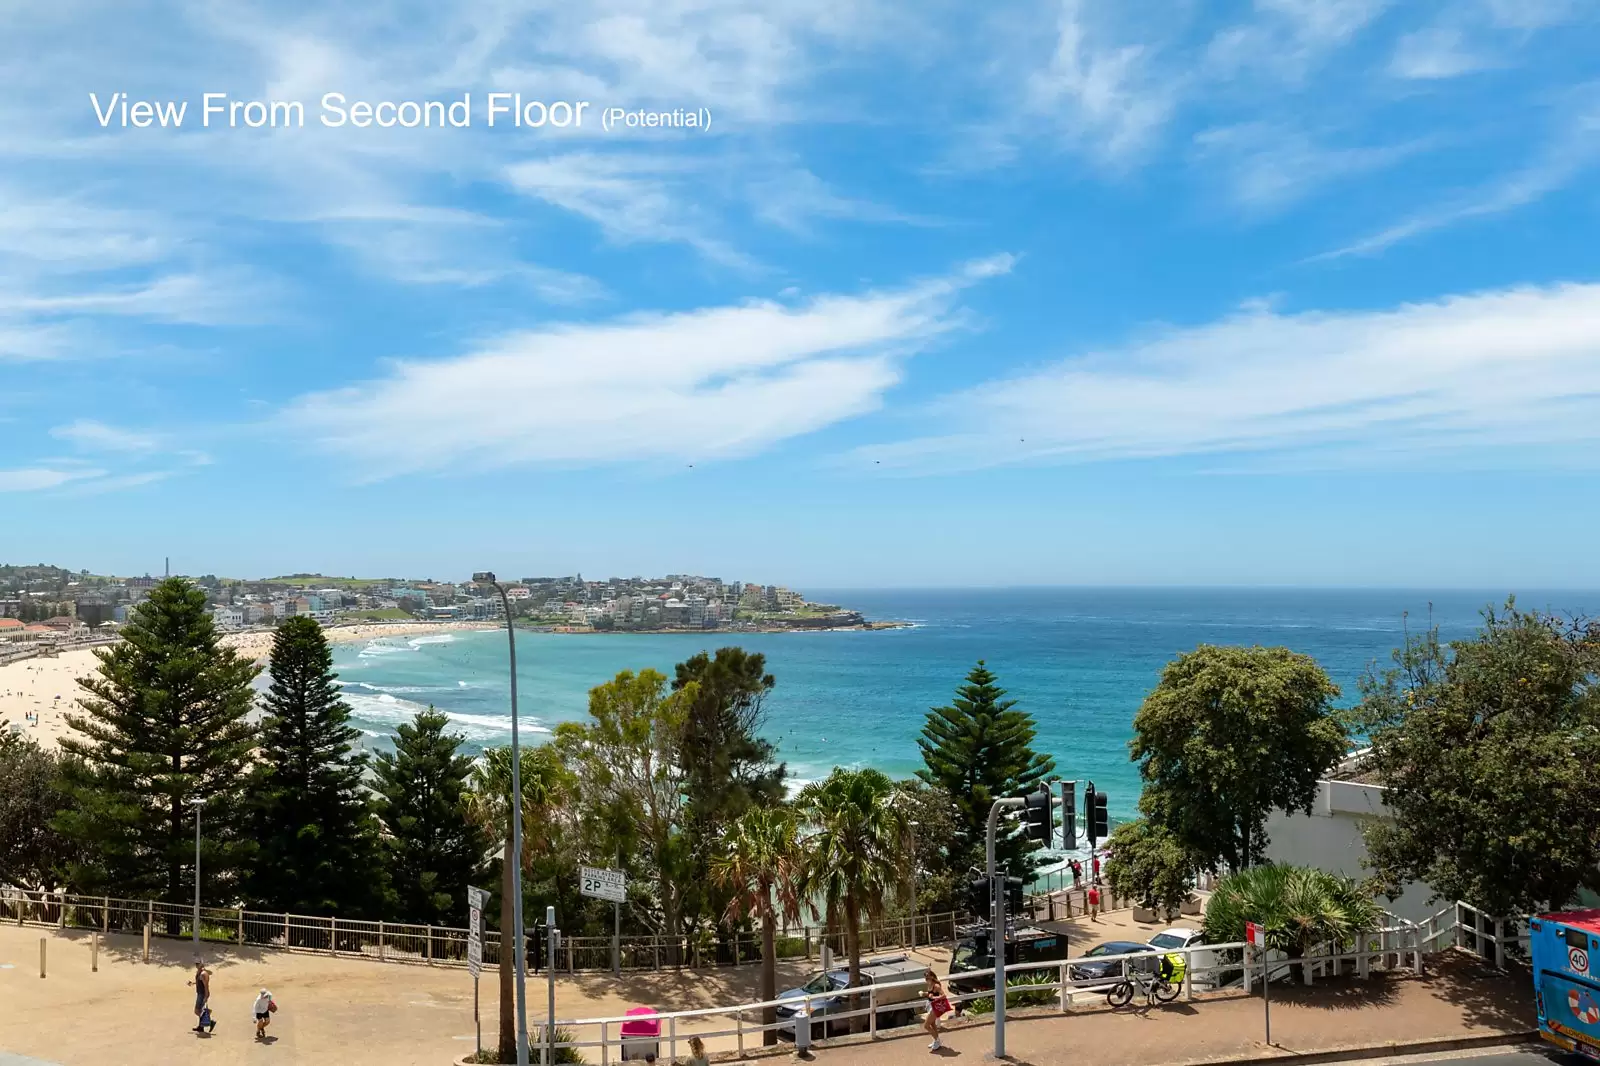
(3, 0, 1600, 588)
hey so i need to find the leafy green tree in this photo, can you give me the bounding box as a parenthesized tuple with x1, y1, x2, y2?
(0, 728, 74, 888)
(671, 647, 785, 931)
(56, 579, 259, 923)
(1201, 864, 1381, 980)
(554, 669, 696, 952)
(372, 707, 483, 925)
(891, 779, 962, 914)
(1103, 819, 1193, 920)
(467, 744, 574, 1064)
(798, 767, 909, 1033)
(1131, 645, 1345, 874)
(712, 806, 804, 1046)
(246, 616, 385, 917)
(916, 661, 1054, 879)
(1353, 603, 1600, 915)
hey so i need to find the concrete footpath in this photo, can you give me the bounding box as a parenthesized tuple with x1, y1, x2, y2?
(792, 952, 1536, 1066)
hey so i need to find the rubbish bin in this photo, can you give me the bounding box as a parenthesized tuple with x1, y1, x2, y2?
(620, 1006, 661, 1060)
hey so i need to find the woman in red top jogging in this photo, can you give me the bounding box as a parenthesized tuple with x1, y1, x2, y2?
(923, 969, 953, 1051)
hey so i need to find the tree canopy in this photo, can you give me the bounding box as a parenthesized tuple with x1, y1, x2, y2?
(247, 616, 385, 917)
(555, 669, 697, 949)
(1130, 644, 1346, 874)
(0, 729, 73, 889)
(1353, 602, 1600, 915)
(372, 707, 482, 925)
(916, 661, 1054, 879)
(1103, 818, 1193, 919)
(55, 578, 259, 917)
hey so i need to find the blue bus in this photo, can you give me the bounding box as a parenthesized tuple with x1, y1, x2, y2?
(1532, 910, 1600, 1058)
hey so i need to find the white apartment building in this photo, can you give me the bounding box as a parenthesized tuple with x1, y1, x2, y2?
(211, 607, 245, 629)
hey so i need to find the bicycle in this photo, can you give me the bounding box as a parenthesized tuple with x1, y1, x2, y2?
(1105, 968, 1180, 1007)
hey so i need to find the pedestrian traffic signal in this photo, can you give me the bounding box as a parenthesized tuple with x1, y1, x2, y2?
(1022, 786, 1053, 845)
(1089, 791, 1109, 844)
(1006, 877, 1024, 914)
(1059, 780, 1077, 849)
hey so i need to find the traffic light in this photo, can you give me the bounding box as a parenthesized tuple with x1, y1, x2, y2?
(1022, 786, 1053, 845)
(1090, 791, 1109, 844)
(967, 876, 991, 917)
(1059, 780, 1077, 849)
(1005, 877, 1024, 914)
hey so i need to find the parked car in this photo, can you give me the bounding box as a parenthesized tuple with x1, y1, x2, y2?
(949, 924, 1071, 994)
(1069, 941, 1157, 982)
(775, 954, 926, 1039)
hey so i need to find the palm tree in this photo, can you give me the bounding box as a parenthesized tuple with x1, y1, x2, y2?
(712, 806, 804, 1046)
(797, 768, 909, 1034)
(467, 744, 573, 1063)
(1201, 864, 1382, 983)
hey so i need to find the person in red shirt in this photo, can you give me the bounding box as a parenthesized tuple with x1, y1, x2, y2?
(1087, 885, 1101, 921)
(1092, 854, 1101, 883)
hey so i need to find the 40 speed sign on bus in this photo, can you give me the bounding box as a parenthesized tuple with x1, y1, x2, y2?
(580, 866, 626, 904)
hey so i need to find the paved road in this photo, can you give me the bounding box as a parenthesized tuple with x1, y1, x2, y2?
(1358, 1049, 1561, 1066)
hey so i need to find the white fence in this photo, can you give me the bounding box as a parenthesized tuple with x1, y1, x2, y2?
(541, 927, 1427, 1064)
(0, 888, 963, 973)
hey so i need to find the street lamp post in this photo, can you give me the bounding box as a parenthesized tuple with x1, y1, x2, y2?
(187, 797, 204, 955)
(474, 572, 529, 1066)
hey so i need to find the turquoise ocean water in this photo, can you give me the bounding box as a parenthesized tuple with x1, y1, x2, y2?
(329, 587, 1599, 834)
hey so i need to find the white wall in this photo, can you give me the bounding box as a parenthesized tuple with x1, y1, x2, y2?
(1263, 778, 1444, 925)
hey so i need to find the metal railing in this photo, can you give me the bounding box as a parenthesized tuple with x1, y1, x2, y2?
(541, 930, 1427, 1064)
(0, 888, 962, 973)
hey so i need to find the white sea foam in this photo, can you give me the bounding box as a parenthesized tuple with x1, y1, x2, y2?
(343, 691, 550, 741)
(408, 634, 455, 648)
(357, 641, 411, 658)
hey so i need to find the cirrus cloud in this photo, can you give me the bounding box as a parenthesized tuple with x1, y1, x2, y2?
(283, 256, 1014, 478)
(857, 280, 1600, 474)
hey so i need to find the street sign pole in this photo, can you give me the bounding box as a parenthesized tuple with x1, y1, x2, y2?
(1248, 921, 1270, 1046)
(579, 865, 628, 979)
(467, 886, 489, 1061)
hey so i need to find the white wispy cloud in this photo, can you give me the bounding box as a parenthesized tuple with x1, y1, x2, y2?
(1194, 123, 1431, 213)
(856, 281, 1600, 474)
(1020, 0, 1178, 165)
(0, 467, 107, 492)
(50, 420, 162, 453)
(1319, 88, 1600, 258)
(1388, 26, 1498, 80)
(283, 256, 1013, 478)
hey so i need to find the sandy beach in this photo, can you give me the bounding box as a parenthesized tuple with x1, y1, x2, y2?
(0, 621, 495, 752)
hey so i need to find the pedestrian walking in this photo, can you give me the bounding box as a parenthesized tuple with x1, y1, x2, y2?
(922, 968, 952, 1051)
(1070, 859, 1082, 890)
(1092, 854, 1101, 884)
(253, 988, 277, 1041)
(1087, 885, 1100, 921)
(188, 960, 215, 1034)
(685, 1036, 710, 1066)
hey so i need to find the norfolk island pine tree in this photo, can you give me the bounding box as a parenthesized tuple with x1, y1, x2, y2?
(246, 616, 386, 922)
(372, 707, 484, 927)
(56, 578, 260, 929)
(917, 661, 1055, 881)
